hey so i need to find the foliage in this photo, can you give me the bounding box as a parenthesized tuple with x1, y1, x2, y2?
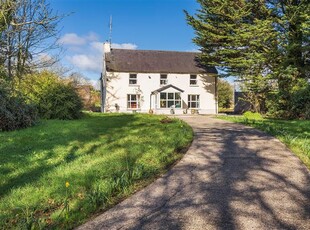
(0, 82, 37, 131)
(18, 71, 83, 120)
(218, 115, 310, 170)
(291, 82, 310, 119)
(218, 79, 233, 109)
(0, 113, 193, 229)
(186, 0, 310, 118)
(0, 0, 63, 79)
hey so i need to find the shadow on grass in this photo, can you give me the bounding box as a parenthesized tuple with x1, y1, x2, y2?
(78, 117, 310, 230)
(0, 114, 139, 197)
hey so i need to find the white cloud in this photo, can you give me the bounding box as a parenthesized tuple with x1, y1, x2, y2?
(62, 32, 138, 76)
(90, 42, 104, 53)
(67, 54, 102, 72)
(86, 32, 99, 42)
(111, 43, 137, 50)
(58, 33, 86, 45)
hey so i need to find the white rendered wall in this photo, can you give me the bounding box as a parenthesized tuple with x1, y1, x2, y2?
(105, 72, 217, 114)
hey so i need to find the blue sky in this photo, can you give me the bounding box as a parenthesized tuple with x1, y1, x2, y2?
(49, 0, 200, 82)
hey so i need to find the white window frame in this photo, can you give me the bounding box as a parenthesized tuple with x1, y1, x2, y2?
(160, 92, 182, 108)
(190, 75, 197, 86)
(188, 94, 200, 108)
(127, 94, 140, 109)
(160, 74, 168, 85)
(129, 74, 137, 85)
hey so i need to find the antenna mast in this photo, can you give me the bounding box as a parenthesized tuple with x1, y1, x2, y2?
(109, 15, 112, 44)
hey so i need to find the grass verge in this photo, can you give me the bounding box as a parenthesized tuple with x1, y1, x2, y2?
(0, 113, 193, 229)
(217, 115, 310, 170)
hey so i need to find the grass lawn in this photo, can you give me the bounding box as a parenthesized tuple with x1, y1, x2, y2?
(217, 115, 310, 169)
(0, 113, 193, 229)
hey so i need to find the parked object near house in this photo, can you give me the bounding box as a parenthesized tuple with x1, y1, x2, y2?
(101, 43, 218, 115)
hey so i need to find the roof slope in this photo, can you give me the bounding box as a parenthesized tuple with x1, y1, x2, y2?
(105, 49, 217, 74)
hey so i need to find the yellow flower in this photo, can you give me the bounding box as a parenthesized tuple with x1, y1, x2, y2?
(65, 181, 70, 188)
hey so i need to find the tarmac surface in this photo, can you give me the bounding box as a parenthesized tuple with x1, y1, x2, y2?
(77, 116, 310, 230)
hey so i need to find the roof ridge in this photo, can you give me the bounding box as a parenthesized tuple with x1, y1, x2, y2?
(111, 48, 201, 54)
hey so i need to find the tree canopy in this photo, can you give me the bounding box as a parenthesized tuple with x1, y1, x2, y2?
(186, 0, 310, 118)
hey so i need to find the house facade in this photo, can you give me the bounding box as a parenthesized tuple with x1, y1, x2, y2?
(101, 43, 218, 115)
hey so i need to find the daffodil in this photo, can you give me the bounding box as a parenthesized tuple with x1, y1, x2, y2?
(65, 181, 70, 188)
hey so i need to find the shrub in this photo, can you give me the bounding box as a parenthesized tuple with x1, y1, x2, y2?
(39, 83, 83, 119)
(18, 71, 83, 120)
(291, 84, 310, 119)
(0, 85, 38, 131)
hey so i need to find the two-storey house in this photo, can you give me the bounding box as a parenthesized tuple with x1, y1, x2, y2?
(101, 43, 218, 115)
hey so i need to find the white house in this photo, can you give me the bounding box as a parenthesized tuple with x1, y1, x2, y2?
(101, 43, 218, 115)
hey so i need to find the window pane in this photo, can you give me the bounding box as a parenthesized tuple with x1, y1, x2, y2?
(160, 93, 166, 99)
(168, 93, 174, 99)
(190, 75, 197, 79)
(160, 100, 166, 108)
(192, 102, 197, 108)
(131, 95, 137, 100)
(131, 102, 137, 108)
(190, 80, 197, 85)
(175, 100, 181, 108)
(175, 93, 181, 100)
(168, 101, 174, 108)
(130, 74, 137, 79)
(129, 80, 137, 84)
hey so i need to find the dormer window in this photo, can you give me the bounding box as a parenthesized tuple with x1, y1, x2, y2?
(160, 74, 168, 85)
(129, 74, 137, 85)
(190, 75, 197, 85)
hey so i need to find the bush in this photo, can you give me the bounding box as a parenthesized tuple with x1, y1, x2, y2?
(39, 83, 83, 119)
(0, 85, 38, 131)
(291, 84, 310, 119)
(18, 71, 83, 120)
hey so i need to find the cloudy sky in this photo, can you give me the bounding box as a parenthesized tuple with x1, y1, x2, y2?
(50, 0, 199, 82)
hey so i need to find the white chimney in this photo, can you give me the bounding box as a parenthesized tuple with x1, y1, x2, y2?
(103, 42, 111, 53)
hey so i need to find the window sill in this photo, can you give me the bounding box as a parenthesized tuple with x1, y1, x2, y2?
(129, 84, 140, 87)
(190, 85, 199, 87)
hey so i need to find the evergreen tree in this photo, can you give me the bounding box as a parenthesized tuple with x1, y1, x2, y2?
(186, 0, 310, 117)
(267, 0, 310, 116)
(185, 0, 278, 113)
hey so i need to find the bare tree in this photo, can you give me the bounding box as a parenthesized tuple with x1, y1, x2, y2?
(0, 0, 64, 81)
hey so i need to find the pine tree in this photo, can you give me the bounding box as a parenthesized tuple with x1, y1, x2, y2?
(185, 0, 278, 113)
(267, 0, 310, 116)
(186, 0, 310, 117)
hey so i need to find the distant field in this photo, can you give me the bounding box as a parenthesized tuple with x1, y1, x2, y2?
(0, 113, 193, 229)
(217, 115, 310, 170)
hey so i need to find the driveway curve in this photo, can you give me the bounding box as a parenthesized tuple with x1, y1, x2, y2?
(77, 116, 310, 230)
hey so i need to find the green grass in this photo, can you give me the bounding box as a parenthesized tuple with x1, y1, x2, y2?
(217, 115, 310, 169)
(0, 113, 193, 229)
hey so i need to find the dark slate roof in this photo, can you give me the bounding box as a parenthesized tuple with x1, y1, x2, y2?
(105, 49, 217, 74)
(152, 84, 184, 94)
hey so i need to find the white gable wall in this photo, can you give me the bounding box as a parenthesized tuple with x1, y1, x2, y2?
(105, 72, 217, 114)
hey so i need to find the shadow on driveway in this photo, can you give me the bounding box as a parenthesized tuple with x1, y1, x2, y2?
(77, 116, 310, 230)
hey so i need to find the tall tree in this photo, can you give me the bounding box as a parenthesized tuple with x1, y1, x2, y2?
(267, 0, 310, 114)
(1, 0, 63, 81)
(185, 0, 278, 112)
(186, 0, 310, 116)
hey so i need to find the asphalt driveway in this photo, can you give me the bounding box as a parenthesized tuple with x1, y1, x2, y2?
(77, 116, 310, 230)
